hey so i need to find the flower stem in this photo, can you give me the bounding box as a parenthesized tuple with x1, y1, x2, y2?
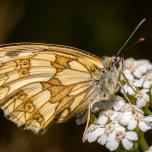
(138, 133, 149, 151)
(143, 107, 152, 115)
(116, 149, 129, 152)
(116, 148, 138, 152)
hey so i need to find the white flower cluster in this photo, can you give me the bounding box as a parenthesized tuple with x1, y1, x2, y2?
(84, 58, 152, 151)
(86, 96, 152, 151)
(122, 58, 152, 108)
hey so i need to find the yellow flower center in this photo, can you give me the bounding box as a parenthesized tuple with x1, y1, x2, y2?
(105, 123, 114, 134)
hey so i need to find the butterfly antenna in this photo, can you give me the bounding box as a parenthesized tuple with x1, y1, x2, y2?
(116, 18, 146, 56)
(123, 37, 145, 52)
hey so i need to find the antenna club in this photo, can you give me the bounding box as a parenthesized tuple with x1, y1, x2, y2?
(142, 18, 146, 23)
(138, 37, 145, 43)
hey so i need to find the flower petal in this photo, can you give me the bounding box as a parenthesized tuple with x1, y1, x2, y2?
(133, 79, 144, 87)
(128, 119, 137, 130)
(107, 132, 116, 142)
(133, 69, 142, 78)
(113, 96, 125, 111)
(94, 128, 104, 137)
(96, 115, 108, 127)
(143, 116, 152, 123)
(109, 111, 120, 122)
(128, 86, 136, 95)
(136, 98, 147, 108)
(143, 93, 149, 101)
(87, 128, 104, 143)
(87, 124, 98, 133)
(138, 65, 147, 74)
(114, 124, 125, 132)
(106, 140, 119, 151)
(143, 81, 152, 89)
(126, 131, 138, 141)
(122, 138, 133, 150)
(87, 132, 97, 143)
(118, 112, 132, 125)
(124, 69, 134, 81)
(139, 121, 151, 132)
(98, 134, 107, 145)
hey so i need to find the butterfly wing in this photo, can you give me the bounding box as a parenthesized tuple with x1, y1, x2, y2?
(0, 43, 103, 133)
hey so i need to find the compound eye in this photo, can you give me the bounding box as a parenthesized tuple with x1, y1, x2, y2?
(112, 59, 120, 69)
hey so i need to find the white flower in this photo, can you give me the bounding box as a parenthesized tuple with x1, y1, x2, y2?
(133, 78, 144, 87)
(133, 68, 143, 78)
(112, 96, 125, 111)
(124, 58, 136, 72)
(105, 125, 138, 151)
(121, 103, 132, 112)
(118, 108, 152, 132)
(134, 59, 152, 71)
(142, 71, 152, 89)
(128, 111, 144, 131)
(97, 123, 128, 151)
(87, 127, 104, 143)
(124, 69, 134, 81)
(137, 65, 148, 74)
(135, 89, 150, 108)
(122, 84, 136, 95)
(121, 132, 137, 150)
(95, 115, 108, 127)
(97, 123, 116, 146)
(86, 122, 116, 145)
(133, 65, 149, 78)
(100, 110, 120, 123)
(124, 58, 152, 82)
(118, 111, 133, 126)
(143, 80, 152, 89)
(138, 116, 152, 132)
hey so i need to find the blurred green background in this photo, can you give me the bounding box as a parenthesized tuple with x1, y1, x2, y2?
(0, 0, 152, 152)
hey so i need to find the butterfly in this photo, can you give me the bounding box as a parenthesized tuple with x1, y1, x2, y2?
(0, 18, 145, 136)
(0, 43, 122, 134)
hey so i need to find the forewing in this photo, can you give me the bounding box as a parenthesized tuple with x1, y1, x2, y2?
(0, 43, 103, 133)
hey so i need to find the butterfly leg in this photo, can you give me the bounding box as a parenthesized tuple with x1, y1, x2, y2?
(121, 72, 137, 94)
(82, 103, 91, 142)
(119, 69, 140, 112)
(118, 81, 141, 113)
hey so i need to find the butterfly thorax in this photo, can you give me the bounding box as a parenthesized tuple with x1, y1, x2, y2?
(94, 56, 122, 100)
